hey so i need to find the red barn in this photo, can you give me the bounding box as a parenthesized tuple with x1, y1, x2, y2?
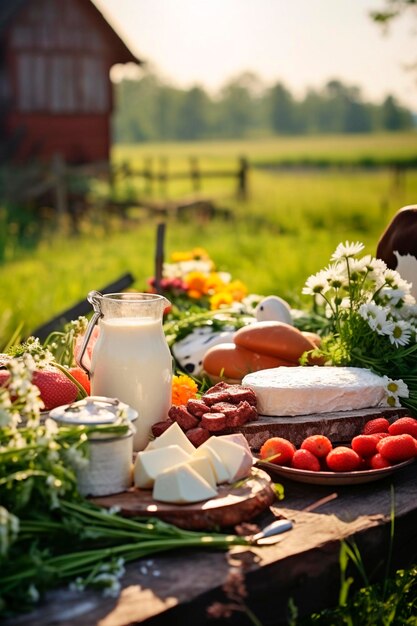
(0, 0, 141, 163)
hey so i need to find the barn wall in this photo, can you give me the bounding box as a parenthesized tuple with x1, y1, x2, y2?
(1, 0, 136, 163)
(6, 113, 110, 163)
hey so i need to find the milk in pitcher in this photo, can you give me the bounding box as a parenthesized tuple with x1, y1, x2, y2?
(91, 317, 172, 451)
(75, 289, 174, 452)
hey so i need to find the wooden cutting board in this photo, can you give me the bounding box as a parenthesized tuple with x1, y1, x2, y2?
(90, 467, 275, 530)
(232, 406, 408, 450)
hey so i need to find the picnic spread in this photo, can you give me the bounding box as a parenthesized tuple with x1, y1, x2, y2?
(2, 239, 417, 624)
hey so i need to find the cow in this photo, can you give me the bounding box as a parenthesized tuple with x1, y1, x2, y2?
(376, 204, 417, 300)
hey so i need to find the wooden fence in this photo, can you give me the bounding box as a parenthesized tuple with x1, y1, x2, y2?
(0, 154, 249, 222)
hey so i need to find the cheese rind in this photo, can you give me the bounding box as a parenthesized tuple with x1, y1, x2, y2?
(242, 366, 387, 417)
(134, 444, 190, 488)
(153, 464, 217, 504)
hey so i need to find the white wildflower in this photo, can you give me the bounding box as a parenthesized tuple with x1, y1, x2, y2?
(302, 270, 330, 296)
(359, 304, 394, 335)
(331, 241, 364, 260)
(64, 446, 89, 470)
(69, 577, 85, 592)
(323, 263, 347, 289)
(383, 376, 409, 407)
(388, 320, 413, 347)
(27, 584, 40, 603)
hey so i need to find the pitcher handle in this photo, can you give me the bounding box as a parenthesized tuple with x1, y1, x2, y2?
(75, 290, 103, 376)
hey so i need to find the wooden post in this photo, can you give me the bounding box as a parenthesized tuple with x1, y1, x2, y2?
(144, 157, 153, 195)
(159, 157, 168, 196)
(51, 153, 67, 220)
(237, 156, 248, 200)
(154, 222, 166, 294)
(190, 156, 201, 193)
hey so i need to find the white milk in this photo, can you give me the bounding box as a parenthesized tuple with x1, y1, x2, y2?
(90, 317, 172, 451)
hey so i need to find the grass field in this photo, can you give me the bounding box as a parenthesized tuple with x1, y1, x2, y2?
(1, 132, 417, 347)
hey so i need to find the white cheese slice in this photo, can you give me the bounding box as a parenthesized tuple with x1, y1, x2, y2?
(201, 436, 253, 483)
(186, 454, 217, 489)
(193, 444, 229, 484)
(153, 464, 218, 504)
(146, 421, 196, 455)
(243, 366, 387, 417)
(134, 444, 190, 489)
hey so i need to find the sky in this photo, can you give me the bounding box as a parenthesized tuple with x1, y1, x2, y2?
(93, 0, 417, 111)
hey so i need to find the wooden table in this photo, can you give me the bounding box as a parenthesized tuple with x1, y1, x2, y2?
(9, 461, 417, 626)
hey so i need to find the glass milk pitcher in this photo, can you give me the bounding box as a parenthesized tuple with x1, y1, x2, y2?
(77, 291, 172, 451)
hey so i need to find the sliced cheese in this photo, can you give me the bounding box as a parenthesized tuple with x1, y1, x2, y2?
(134, 444, 190, 489)
(146, 421, 196, 455)
(193, 444, 229, 484)
(187, 454, 217, 489)
(202, 436, 253, 483)
(243, 366, 387, 416)
(218, 433, 252, 455)
(153, 464, 217, 504)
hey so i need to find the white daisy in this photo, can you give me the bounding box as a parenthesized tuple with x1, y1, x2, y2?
(388, 320, 413, 347)
(383, 376, 409, 398)
(331, 241, 365, 261)
(302, 270, 330, 295)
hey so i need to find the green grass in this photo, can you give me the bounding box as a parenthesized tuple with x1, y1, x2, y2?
(1, 133, 417, 346)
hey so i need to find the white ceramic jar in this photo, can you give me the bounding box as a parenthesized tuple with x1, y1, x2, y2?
(49, 396, 137, 497)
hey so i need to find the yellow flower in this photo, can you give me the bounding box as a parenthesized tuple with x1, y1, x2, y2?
(171, 247, 211, 263)
(184, 271, 209, 297)
(225, 280, 248, 302)
(205, 272, 227, 294)
(171, 250, 194, 262)
(210, 291, 234, 310)
(191, 247, 210, 260)
(171, 374, 199, 405)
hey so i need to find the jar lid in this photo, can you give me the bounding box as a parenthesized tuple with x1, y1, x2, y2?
(49, 396, 138, 425)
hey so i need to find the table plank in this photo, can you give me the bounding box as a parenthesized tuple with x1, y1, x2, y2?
(7, 462, 417, 626)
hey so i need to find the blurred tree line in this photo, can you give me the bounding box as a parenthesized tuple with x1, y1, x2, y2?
(113, 72, 414, 143)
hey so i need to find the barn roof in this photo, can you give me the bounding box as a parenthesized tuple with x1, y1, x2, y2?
(0, 0, 142, 65)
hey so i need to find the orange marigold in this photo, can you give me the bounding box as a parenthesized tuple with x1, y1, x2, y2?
(171, 374, 199, 405)
(184, 271, 209, 297)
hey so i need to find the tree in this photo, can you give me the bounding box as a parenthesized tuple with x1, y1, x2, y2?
(216, 73, 258, 138)
(381, 95, 414, 130)
(269, 82, 297, 135)
(175, 86, 211, 140)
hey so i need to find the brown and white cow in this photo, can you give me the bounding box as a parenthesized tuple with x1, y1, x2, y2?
(377, 204, 417, 299)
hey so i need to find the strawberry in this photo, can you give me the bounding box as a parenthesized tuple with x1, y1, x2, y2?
(0, 366, 78, 411)
(68, 367, 91, 395)
(351, 434, 380, 458)
(362, 417, 390, 435)
(326, 446, 361, 472)
(388, 417, 417, 439)
(259, 437, 296, 466)
(369, 453, 392, 470)
(291, 449, 320, 471)
(300, 435, 332, 458)
(376, 434, 417, 463)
